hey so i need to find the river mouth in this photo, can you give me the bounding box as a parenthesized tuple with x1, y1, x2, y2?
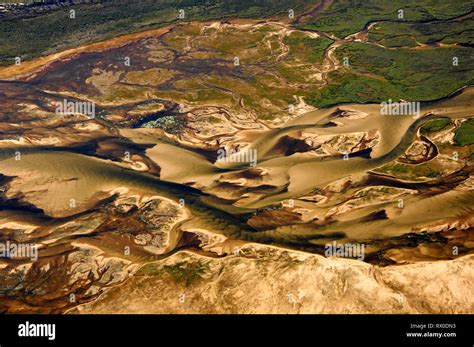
(1, 87, 472, 263)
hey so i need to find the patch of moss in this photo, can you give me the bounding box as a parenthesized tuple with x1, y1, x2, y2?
(421, 119, 452, 134)
(454, 118, 474, 146)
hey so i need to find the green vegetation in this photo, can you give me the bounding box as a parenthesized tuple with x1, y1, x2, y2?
(308, 42, 474, 107)
(374, 35, 418, 48)
(163, 260, 209, 286)
(421, 119, 452, 134)
(307, 71, 400, 107)
(376, 162, 442, 180)
(454, 118, 474, 146)
(283, 33, 334, 63)
(0, 0, 312, 65)
(301, 0, 473, 38)
(369, 17, 474, 47)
